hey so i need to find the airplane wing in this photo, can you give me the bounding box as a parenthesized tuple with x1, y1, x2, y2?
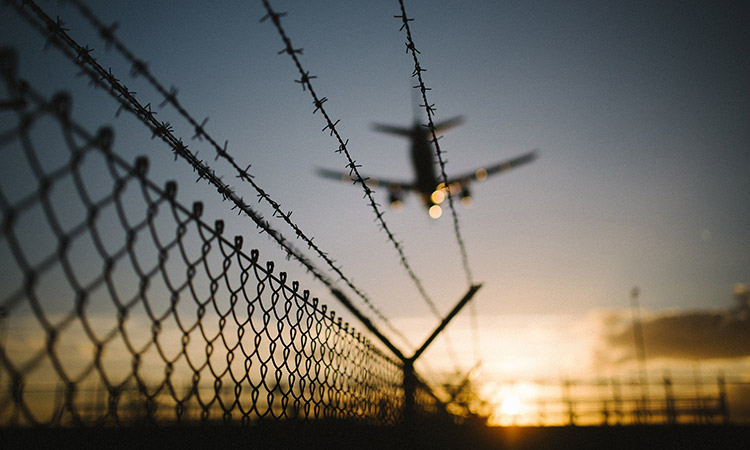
(372, 115, 464, 136)
(445, 150, 538, 186)
(433, 116, 465, 133)
(316, 168, 416, 192)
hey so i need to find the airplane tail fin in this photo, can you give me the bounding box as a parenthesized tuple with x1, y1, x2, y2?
(412, 85, 464, 133)
(371, 123, 412, 137)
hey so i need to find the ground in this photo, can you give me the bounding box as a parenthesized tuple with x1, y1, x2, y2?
(2, 423, 750, 449)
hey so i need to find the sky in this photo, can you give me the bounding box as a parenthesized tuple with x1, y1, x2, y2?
(1, 0, 749, 416)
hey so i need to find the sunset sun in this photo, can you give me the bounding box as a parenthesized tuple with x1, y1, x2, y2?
(501, 394, 521, 416)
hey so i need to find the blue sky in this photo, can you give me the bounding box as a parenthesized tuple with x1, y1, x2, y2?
(2, 0, 749, 382)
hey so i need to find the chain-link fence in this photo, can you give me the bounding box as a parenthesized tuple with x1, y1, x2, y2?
(0, 53, 453, 427)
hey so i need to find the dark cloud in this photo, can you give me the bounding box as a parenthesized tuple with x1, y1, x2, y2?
(598, 309, 750, 363)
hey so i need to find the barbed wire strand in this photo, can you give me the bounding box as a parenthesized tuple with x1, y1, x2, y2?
(6, 0, 415, 356)
(259, 0, 444, 322)
(394, 1, 474, 289)
(394, 0, 481, 364)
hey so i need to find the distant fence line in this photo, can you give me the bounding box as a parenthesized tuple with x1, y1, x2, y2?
(0, 63, 452, 426)
(483, 374, 743, 427)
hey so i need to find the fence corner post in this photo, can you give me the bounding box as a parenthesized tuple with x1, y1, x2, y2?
(402, 358, 416, 428)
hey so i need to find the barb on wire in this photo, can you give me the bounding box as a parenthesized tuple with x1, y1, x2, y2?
(5, 0, 414, 353)
(260, 0, 443, 321)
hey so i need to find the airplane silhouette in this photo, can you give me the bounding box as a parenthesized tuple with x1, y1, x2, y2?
(317, 116, 537, 218)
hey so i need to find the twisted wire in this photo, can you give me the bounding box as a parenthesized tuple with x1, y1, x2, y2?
(5, 0, 414, 353)
(260, 0, 443, 320)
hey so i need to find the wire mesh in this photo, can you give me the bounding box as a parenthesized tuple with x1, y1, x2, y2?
(6, 0, 416, 356)
(0, 67, 411, 426)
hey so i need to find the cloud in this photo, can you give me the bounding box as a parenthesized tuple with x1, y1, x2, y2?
(596, 308, 750, 364)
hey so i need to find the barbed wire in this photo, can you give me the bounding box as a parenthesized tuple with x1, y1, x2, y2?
(5, 0, 416, 355)
(259, 0, 444, 321)
(394, 0, 474, 288)
(394, 0, 481, 364)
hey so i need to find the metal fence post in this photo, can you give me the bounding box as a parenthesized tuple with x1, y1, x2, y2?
(402, 359, 416, 427)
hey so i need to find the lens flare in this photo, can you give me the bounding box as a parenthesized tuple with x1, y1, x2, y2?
(430, 189, 445, 205)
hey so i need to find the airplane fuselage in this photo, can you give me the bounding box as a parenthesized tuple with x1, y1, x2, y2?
(409, 126, 440, 205)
